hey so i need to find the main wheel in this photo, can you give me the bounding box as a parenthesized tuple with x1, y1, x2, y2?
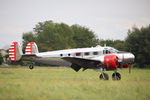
(112, 72, 121, 80)
(29, 65, 34, 70)
(99, 73, 109, 80)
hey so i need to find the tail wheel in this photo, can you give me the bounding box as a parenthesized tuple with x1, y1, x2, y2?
(99, 73, 109, 80)
(29, 65, 34, 70)
(112, 72, 121, 80)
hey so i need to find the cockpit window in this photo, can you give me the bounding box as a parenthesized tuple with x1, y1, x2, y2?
(103, 50, 110, 54)
(109, 48, 118, 53)
(103, 47, 118, 54)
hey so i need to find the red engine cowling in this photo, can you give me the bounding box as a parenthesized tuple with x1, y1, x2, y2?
(104, 55, 119, 69)
(123, 64, 129, 68)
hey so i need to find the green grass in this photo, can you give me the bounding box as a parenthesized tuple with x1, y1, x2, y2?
(0, 66, 150, 100)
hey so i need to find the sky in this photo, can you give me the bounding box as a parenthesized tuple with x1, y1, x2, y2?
(0, 0, 150, 49)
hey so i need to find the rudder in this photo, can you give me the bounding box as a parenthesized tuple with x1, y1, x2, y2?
(9, 42, 23, 62)
(25, 42, 39, 54)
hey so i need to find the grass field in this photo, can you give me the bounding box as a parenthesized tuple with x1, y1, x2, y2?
(0, 66, 150, 100)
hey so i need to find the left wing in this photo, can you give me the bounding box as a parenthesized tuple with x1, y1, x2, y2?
(62, 57, 102, 71)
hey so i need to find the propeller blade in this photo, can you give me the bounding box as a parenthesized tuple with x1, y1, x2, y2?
(129, 64, 131, 73)
(116, 57, 119, 66)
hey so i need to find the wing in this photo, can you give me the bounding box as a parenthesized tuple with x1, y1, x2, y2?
(21, 54, 72, 66)
(62, 57, 102, 72)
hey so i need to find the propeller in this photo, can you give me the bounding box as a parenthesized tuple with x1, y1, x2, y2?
(115, 57, 119, 66)
(129, 64, 131, 73)
(129, 48, 133, 74)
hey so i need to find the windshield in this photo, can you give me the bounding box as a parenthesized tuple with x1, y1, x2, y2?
(103, 47, 118, 54)
(109, 48, 118, 53)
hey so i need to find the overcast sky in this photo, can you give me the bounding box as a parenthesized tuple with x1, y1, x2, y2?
(0, 0, 150, 49)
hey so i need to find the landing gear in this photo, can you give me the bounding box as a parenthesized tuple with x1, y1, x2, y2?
(29, 62, 34, 70)
(29, 65, 34, 69)
(99, 73, 109, 80)
(112, 72, 121, 80)
(99, 68, 121, 80)
(99, 68, 109, 80)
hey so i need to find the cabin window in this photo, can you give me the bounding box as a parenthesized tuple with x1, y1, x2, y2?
(93, 52, 98, 55)
(60, 54, 63, 56)
(75, 53, 81, 56)
(84, 52, 90, 56)
(68, 54, 71, 56)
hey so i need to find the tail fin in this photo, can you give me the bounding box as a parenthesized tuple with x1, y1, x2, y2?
(9, 42, 23, 62)
(25, 42, 39, 54)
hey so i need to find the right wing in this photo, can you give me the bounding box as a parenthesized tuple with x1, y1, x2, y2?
(62, 57, 102, 72)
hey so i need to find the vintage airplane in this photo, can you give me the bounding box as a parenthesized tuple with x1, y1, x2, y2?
(9, 42, 135, 80)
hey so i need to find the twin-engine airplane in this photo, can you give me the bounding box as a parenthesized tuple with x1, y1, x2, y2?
(9, 42, 135, 80)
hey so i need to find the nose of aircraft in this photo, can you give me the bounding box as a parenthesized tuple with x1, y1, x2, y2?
(130, 53, 135, 60)
(124, 52, 135, 63)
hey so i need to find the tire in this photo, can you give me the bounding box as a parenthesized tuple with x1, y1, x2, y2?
(99, 73, 109, 80)
(112, 72, 121, 80)
(29, 65, 34, 70)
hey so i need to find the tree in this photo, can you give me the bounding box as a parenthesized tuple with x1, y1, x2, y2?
(23, 20, 98, 51)
(98, 39, 125, 51)
(99, 39, 114, 47)
(125, 25, 150, 67)
(71, 24, 98, 48)
(22, 32, 36, 52)
(0, 53, 3, 65)
(113, 40, 125, 51)
(23, 21, 76, 51)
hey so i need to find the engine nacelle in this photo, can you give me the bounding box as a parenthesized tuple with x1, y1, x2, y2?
(123, 64, 129, 68)
(104, 55, 119, 69)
